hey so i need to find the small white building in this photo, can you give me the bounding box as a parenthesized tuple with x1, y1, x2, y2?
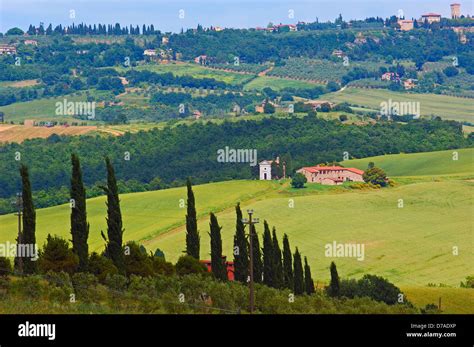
(259, 157, 282, 180)
(259, 160, 272, 180)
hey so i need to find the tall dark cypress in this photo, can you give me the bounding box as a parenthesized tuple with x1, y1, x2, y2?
(209, 213, 227, 281)
(262, 221, 274, 287)
(185, 177, 200, 259)
(328, 261, 340, 297)
(250, 224, 263, 283)
(233, 203, 249, 283)
(282, 234, 293, 290)
(293, 247, 304, 295)
(102, 157, 125, 274)
(19, 165, 37, 274)
(272, 228, 283, 289)
(70, 154, 89, 271)
(304, 256, 315, 294)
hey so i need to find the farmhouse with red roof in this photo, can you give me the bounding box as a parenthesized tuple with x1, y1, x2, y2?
(200, 259, 235, 281)
(296, 165, 364, 185)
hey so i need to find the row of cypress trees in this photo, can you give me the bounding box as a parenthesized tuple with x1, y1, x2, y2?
(14, 155, 125, 275)
(184, 179, 315, 295)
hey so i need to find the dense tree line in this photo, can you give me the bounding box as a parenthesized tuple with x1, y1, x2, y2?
(125, 70, 230, 89)
(0, 116, 470, 211)
(24, 23, 160, 36)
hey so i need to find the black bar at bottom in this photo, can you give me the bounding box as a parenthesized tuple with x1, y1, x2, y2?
(0, 314, 472, 346)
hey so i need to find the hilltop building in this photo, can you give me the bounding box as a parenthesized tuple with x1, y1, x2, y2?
(296, 166, 364, 185)
(304, 100, 335, 111)
(24, 39, 38, 46)
(0, 44, 17, 55)
(421, 13, 441, 24)
(451, 3, 461, 19)
(332, 49, 345, 58)
(256, 24, 297, 32)
(381, 72, 400, 82)
(403, 79, 417, 90)
(143, 49, 158, 56)
(397, 19, 414, 31)
(194, 55, 208, 65)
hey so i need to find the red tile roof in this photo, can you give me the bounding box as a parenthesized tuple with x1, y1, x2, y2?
(300, 166, 364, 175)
(422, 13, 441, 17)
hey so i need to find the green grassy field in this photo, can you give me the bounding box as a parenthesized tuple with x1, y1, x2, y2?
(243, 76, 319, 91)
(344, 148, 474, 177)
(117, 63, 253, 85)
(0, 94, 88, 123)
(145, 179, 473, 288)
(0, 180, 275, 255)
(402, 286, 474, 314)
(1, 149, 472, 289)
(325, 87, 474, 122)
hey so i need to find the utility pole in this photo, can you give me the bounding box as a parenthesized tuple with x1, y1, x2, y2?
(242, 209, 259, 313)
(13, 192, 23, 274)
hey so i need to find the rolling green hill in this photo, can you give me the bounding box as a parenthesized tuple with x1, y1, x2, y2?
(146, 180, 473, 287)
(0, 149, 472, 293)
(0, 180, 275, 255)
(344, 148, 474, 177)
(325, 87, 474, 122)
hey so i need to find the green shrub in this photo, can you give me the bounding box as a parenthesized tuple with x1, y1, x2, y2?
(12, 276, 43, 299)
(72, 272, 105, 303)
(0, 257, 12, 277)
(124, 241, 154, 277)
(362, 167, 388, 187)
(460, 276, 474, 288)
(88, 252, 118, 283)
(151, 256, 175, 276)
(291, 173, 307, 189)
(175, 255, 208, 276)
(104, 274, 128, 292)
(339, 274, 403, 305)
(38, 234, 79, 274)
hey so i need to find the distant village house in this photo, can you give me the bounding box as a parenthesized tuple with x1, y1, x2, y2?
(421, 13, 441, 24)
(0, 44, 17, 55)
(296, 165, 364, 185)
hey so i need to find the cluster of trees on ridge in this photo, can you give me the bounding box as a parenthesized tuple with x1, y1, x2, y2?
(0, 155, 417, 313)
(0, 116, 471, 214)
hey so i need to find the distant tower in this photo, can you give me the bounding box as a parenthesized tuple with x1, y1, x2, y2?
(451, 3, 461, 19)
(259, 160, 272, 180)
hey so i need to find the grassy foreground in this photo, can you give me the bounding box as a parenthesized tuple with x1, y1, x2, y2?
(0, 149, 472, 312)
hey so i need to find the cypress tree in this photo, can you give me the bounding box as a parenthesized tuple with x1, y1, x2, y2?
(185, 177, 200, 259)
(282, 234, 293, 290)
(272, 228, 283, 289)
(262, 220, 274, 287)
(304, 256, 315, 294)
(250, 224, 263, 283)
(209, 213, 227, 281)
(70, 154, 89, 271)
(328, 261, 340, 297)
(233, 203, 248, 283)
(19, 165, 37, 274)
(293, 247, 304, 295)
(102, 157, 125, 274)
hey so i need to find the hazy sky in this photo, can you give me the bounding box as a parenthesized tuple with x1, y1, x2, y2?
(1, 0, 472, 33)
